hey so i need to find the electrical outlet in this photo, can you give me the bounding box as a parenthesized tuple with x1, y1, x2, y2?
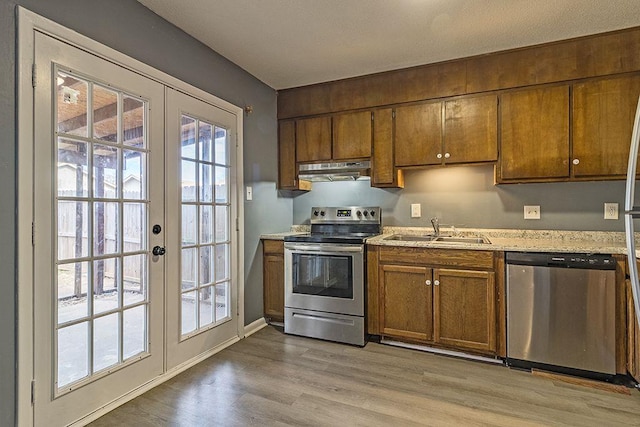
(604, 202, 618, 220)
(524, 205, 540, 220)
(411, 203, 421, 218)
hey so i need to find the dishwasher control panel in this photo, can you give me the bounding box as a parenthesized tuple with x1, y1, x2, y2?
(506, 252, 616, 270)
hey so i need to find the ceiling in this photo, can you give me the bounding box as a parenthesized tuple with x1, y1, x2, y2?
(137, 0, 640, 90)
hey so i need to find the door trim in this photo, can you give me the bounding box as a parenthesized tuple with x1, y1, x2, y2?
(17, 7, 244, 426)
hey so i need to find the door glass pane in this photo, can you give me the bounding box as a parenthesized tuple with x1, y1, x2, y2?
(181, 160, 196, 202)
(54, 71, 150, 390)
(199, 122, 213, 162)
(215, 166, 228, 203)
(123, 305, 146, 359)
(181, 291, 197, 335)
(181, 248, 197, 291)
(182, 205, 197, 246)
(215, 244, 229, 282)
(123, 254, 146, 306)
(57, 201, 89, 260)
(94, 258, 119, 314)
(199, 245, 214, 286)
(57, 73, 88, 138)
(200, 205, 213, 244)
(215, 205, 228, 243)
(94, 202, 119, 256)
(123, 202, 145, 253)
(214, 126, 228, 166)
(58, 262, 89, 324)
(199, 285, 214, 327)
(57, 139, 88, 197)
(181, 116, 196, 159)
(93, 85, 118, 142)
(123, 96, 145, 148)
(199, 163, 213, 203)
(93, 313, 120, 372)
(58, 322, 89, 388)
(215, 282, 229, 321)
(94, 144, 119, 198)
(123, 150, 145, 199)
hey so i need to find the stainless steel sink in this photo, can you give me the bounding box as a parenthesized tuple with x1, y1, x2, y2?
(433, 236, 491, 244)
(384, 234, 435, 242)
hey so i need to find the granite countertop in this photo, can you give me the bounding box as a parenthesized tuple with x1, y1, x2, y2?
(261, 225, 638, 256)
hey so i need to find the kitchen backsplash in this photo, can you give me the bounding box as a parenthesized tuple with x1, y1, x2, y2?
(292, 164, 629, 231)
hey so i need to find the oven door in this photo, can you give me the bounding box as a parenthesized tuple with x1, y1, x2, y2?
(284, 243, 364, 316)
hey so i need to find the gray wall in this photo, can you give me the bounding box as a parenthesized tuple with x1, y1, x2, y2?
(294, 164, 627, 231)
(0, 1, 291, 424)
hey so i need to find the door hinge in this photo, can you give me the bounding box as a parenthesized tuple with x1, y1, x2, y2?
(31, 380, 35, 404)
(32, 63, 37, 88)
(31, 222, 35, 246)
(236, 217, 239, 231)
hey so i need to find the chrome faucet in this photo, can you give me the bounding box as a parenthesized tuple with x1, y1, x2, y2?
(430, 217, 440, 236)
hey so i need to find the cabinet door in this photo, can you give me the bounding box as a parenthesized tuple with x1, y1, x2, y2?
(395, 101, 442, 167)
(433, 269, 496, 353)
(500, 86, 569, 180)
(296, 116, 332, 162)
(444, 94, 498, 164)
(263, 240, 284, 323)
(278, 120, 297, 189)
(573, 75, 640, 178)
(372, 108, 403, 188)
(332, 111, 372, 160)
(379, 264, 433, 341)
(626, 279, 640, 382)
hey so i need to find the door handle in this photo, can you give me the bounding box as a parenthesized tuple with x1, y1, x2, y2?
(152, 246, 166, 256)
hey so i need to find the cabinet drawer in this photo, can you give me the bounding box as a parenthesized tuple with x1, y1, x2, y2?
(263, 239, 284, 255)
(379, 247, 494, 270)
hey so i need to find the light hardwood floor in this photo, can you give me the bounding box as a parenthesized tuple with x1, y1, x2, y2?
(90, 326, 640, 426)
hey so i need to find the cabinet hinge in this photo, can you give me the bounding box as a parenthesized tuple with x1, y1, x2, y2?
(31, 380, 35, 404)
(392, 110, 396, 119)
(32, 63, 37, 88)
(371, 113, 374, 121)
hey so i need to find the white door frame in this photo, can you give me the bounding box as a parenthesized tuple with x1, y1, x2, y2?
(17, 7, 245, 426)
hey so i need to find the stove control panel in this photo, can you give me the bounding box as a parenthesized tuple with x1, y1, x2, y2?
(311, 206, 381, 224)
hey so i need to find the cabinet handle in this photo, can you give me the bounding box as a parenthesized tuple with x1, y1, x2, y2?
(434, 280, 440, 286)
(436, 153, 443, 159)
(425, 280, 431, 285)
(444, 152, 451, 159)
(572, 158, 580, 165)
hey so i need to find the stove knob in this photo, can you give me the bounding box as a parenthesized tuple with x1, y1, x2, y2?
(313, 210, 319, 216)
(320, 210, 325, 217)
(370, 210, 376, 217)
(356, 210, 362, 217)
(363, 211, 369, 217)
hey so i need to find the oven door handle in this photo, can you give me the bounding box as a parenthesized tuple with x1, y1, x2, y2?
(284, 244, 363, 253)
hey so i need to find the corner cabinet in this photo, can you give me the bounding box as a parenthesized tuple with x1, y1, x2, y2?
(262, 239, 285, 323)
(278, 120, 311, 191)
(370, 246, 504, 356)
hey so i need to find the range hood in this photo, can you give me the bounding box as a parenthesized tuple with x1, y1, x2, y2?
(298, 161, 371, 182)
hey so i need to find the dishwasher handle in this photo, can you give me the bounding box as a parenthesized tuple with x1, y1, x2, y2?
(506, 252, 616, 270)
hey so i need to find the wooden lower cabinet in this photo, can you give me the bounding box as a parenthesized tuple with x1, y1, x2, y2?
(373, 246, 501, 356)
(263, 240, 285, 323)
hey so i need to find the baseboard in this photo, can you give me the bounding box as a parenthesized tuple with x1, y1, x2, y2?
(71, 335, 240, 426)
(244, 317, 268, 337)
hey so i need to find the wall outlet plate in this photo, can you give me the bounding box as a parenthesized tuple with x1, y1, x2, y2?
(411, 203, 421, 218)
(604, 202, 618, 220)
(246, 186, 253, 201)
(524, 205, 540, 219)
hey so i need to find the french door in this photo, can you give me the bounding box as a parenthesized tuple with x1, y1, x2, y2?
(32, 32, 239, 425)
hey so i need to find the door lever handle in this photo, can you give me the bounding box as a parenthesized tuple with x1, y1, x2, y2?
(152, 246, 166, 256)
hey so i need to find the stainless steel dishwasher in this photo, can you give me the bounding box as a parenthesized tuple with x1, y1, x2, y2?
(506, 252, 616, 376)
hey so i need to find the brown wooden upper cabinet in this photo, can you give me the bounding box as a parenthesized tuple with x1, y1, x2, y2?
(499, 85, 570, 181)
(372, 108, 404, 188)
(296, 116, 332, 163)
(572, 74, 640, 178)
(443, 95, 498, 164)
(395, 101, 443, 167)
(332, 111, 372, 160)
(278, 120, 297, 189)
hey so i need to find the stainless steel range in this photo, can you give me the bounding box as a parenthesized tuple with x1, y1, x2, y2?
(283, 206, 382, 346)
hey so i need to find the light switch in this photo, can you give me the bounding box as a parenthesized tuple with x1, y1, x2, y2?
(411, 203, 421, 218)
(246, 186, 253, 201)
